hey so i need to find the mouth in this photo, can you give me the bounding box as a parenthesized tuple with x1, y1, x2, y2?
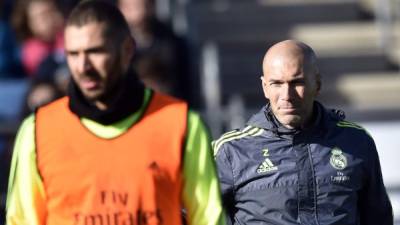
(80, 78, 100, 90)
(279, 105, 299, 114)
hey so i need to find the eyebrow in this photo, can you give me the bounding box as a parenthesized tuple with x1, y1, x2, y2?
(66, 45, 106, 54)
(268, 79, 282, 83)
(268, 77, 305, 83)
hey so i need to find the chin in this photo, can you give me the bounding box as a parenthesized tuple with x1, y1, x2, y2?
(281, 115, 302, 127)
(81, 92, 102, 102)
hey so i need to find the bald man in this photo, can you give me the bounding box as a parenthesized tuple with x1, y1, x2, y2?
(213, 40, 393, 225)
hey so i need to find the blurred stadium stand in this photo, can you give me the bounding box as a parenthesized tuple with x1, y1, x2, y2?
(0, 79, 27, 222)
(0, 80, 28, 122)
(175, 0, 400, 132)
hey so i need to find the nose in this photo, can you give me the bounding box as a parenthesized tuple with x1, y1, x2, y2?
(77, 53, 92, 74)
(280, 83, 294, 101)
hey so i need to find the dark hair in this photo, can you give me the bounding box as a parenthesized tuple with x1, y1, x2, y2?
(66, 0, 131, 43)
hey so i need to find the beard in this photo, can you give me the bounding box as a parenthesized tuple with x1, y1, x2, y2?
(74, 52, 126, 104)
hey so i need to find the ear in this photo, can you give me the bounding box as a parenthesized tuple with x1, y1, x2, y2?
(261, 76, 270, 100)
(315, 72, 322, 96)
(121, 36, 135, 68)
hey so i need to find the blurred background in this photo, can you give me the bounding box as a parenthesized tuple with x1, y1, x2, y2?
(0, 0, 399, 223)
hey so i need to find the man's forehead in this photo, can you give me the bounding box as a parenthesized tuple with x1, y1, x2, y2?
(64, 22, 107, 49)
(264, 69, 305, 81)
(266, 49, 305, 65)
(264, 54, 304, 71)
(65, 22, 106, 36)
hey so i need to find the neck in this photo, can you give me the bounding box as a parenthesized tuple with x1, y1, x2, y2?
(94, 101, 108, 111)
(93, 80, 124, 111)
(68, 71, 145, 125)
(301, 106, 317, 129)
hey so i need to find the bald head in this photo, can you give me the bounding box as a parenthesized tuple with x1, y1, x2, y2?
(263, 40, 318, 77)
(261, 40, 321, 129)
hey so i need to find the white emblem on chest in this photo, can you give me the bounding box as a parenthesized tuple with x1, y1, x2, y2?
(330, 148, 347, 170)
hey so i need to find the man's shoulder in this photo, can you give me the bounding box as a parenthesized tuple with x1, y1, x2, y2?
(37, 96, 69, 111)
(212, 125, 264, 157)
(321, 105, 372, 140)
(34, 97, 69, 121)
(19, 114, 36, 131)
(334, 119, 371, 135)
(151, 91, 187, 106)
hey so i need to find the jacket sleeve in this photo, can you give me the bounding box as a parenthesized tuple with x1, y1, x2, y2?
(182, 110, 226, 225)
(214, 141, 235, 225)
(6, 115, 47, 225)
(358, 135, 393, 225)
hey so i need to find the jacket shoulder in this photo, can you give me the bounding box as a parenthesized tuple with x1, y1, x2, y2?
(324, 106, 373, 141)
(335, 120, 372, 138)
(212, 125, 263, 157)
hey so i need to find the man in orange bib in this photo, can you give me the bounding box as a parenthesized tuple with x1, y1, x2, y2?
(6, 1, 225, 225)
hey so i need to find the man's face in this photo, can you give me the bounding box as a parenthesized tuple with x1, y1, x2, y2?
(262, 54, 320, 129)
(119, 0, 149, 28)
(65, 22, 130, 103)
(28, 1, 63, 42)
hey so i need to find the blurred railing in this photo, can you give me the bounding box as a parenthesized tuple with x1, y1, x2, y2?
(362, 0, 400, 68)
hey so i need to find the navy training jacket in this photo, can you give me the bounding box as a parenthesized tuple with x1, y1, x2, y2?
(213, 102, 393, 225)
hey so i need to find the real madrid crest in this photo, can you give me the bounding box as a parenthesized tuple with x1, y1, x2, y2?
(330, 148, 347, 170)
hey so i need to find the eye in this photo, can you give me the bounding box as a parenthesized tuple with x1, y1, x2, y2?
(293, 80, 306, 86)
(66, 51, 78, 57)
(269, 82, 282, 87)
